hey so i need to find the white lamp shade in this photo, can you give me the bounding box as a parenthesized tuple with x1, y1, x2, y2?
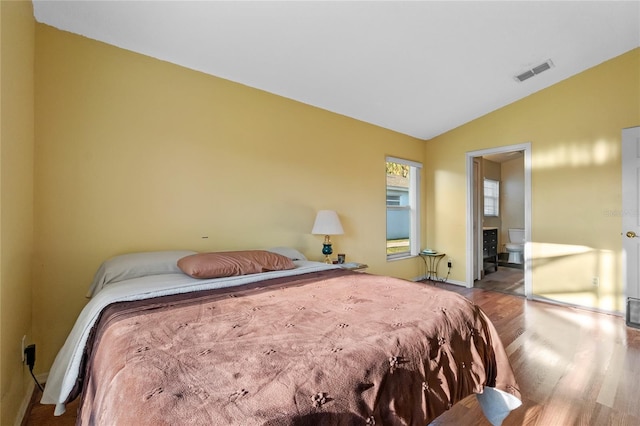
(311, 210, 344, 235)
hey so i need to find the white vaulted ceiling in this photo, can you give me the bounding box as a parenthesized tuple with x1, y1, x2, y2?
(32, 1, 640, 140)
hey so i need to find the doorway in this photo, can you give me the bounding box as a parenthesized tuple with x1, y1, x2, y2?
(622, 126, 640, 327)
(465, 143, 532, 297)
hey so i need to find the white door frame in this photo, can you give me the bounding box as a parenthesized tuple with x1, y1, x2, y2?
(473, 158, 483, 281)
(465, 142, 532, 297)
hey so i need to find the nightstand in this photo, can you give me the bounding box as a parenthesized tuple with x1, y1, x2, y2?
(418, 252, 445, 281)
(338, 262, 368, 272)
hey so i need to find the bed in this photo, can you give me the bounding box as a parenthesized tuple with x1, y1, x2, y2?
(41, 249, 521, 425)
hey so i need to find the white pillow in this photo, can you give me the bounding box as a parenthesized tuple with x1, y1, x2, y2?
(86, 250, 197, 297)
(266, 247, 308, 261)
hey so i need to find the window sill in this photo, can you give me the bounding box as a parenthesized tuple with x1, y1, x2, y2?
(386, 254, 415, 262)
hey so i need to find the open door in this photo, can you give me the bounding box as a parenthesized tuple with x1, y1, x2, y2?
(622, 126, 640, 328)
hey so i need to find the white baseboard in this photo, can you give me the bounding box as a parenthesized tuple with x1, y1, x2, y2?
(440, 278, 467, 286)
(36, 372, 49, 384)
(14, 379, 34, 426)
(14, 372, 49, 426)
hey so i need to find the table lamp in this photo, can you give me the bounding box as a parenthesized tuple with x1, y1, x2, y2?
(311, 210, 344, 263)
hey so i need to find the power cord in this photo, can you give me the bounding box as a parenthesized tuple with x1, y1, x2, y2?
(25, 344, 44, 392)
(439, 264, 451, 283)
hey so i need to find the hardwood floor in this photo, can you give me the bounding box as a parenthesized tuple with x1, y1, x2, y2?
(24, 283, 640, 425)
(22, 387, 78, 425)
(430, 282, 640, 425)
(474, 265, 525, 296)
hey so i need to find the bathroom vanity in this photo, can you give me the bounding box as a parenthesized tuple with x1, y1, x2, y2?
(483, 227, 499, 273)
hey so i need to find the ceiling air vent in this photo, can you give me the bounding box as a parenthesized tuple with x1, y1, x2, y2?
(514, 59, 554, 82)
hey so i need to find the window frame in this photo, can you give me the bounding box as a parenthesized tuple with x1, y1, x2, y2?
(386, 156, 422, 261)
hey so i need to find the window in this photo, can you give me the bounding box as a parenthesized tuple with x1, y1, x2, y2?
(386, 157, 422, 260)
(484, 179, 500, 216)
(386, 195, 401, 206)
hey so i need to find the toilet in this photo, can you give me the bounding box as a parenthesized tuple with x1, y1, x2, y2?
(505, 228, 525, 264)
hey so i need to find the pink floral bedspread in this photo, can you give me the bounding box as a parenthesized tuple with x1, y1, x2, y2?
(77, 269, 520, 425)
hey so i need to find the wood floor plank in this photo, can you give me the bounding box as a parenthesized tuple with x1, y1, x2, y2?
(431, 281, 640, 425)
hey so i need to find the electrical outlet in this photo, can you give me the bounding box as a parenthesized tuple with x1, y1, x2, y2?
(25, 344, 36, 369)
(592, 277, 599, 287)
(21, 335, 26, 362)
(448, 259, 452, 268)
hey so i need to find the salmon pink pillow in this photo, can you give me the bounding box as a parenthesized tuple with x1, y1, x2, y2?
(177, 250, 295, 279)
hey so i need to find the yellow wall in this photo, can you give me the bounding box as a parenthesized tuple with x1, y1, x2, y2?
(33, 24, 425, 372)
(426, 48, 640, 312)
(7, 13, 636, 421)
(0, 1, 35, 424)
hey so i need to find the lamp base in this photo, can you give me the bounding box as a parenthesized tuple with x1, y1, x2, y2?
(321, 236, 333, 264)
